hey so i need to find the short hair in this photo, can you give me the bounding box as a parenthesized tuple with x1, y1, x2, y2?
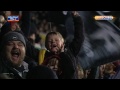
(45, 31, 64, 49)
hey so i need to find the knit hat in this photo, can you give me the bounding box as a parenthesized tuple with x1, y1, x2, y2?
(2, 31, 26, 47)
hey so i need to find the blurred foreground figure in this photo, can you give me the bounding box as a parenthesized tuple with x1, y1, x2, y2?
(0, 15, 5, 29)
(0, 31, 57, 79)
(26, 65, 58, 79)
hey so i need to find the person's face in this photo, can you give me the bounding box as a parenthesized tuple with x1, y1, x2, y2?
(47, 34, 64, 54)
(11, 22, 20, 31)
(4, 40, 26, 67)
(47, 58, 59, 72)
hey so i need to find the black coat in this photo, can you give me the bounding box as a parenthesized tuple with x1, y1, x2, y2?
(0, 55, 37, 79)
(42, 15, 84, 79)
(0, 13, 84, 79)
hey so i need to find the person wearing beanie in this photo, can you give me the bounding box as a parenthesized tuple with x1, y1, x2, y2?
(0, 11, 40, 63)
(0, 18, 39, 63)
(0, 31, 58, 79)
(0, 31, 28, 79)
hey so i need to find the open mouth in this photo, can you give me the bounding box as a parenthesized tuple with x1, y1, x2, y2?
(52, 44, 57, 48)
(11, 49, 20, 60)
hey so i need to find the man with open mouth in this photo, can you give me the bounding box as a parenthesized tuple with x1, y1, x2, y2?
(0, 31, 29, 79)
(0, 31, 57, 79)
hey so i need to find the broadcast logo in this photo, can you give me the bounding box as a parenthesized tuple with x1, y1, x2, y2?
(7, 16, 19, 22)
(94, 16, 114, 20)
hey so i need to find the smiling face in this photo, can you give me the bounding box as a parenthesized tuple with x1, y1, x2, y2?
(45, 32, 64, 54)
(4, 40, 26, 67)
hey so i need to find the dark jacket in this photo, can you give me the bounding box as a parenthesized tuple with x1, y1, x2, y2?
(0, 13, 84, 79)
(62, 15, 84, 79)
(42, 15, 84, 79)
(0, 55, 37, 79)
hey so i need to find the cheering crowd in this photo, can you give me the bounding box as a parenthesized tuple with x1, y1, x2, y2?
(0, 11, 120, 79)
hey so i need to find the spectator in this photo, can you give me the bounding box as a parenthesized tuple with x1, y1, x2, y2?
(0, 31, 57, 79)
(0, 31, 30, 79)
(39, 11, 84, 79)
(0, 15, 5, 29)
(0, 19, 39, 62)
